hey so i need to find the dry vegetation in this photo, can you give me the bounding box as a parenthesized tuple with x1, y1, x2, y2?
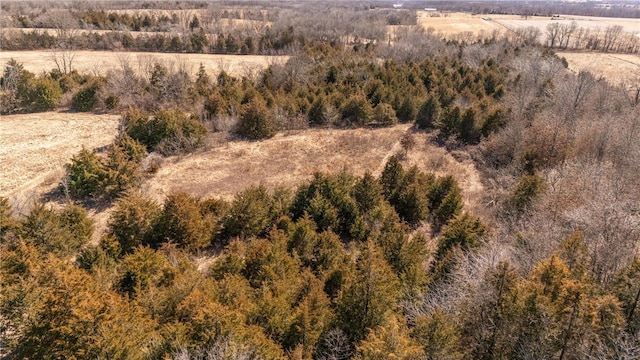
(0, 111, 119, 210)
(410, 11, 639, 84)
(0, 118, 482, 242)
(556, 51, 640, 85)
(491, 13, 640, 39)
(0, 50, 288, 78)
(2, 2, 640, 358)
(417, 11, 501, 37)
(142, 125, 482, 209)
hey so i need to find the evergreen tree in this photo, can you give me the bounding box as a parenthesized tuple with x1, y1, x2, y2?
(237, 97, 277, 139)
(352, 172, 383, 214)
(222, 185, 275, 240)
(414, 309, 463, 360)
(337, 241, 399, 343)
(21, 203, 93, 256)
(458, 107, 480, 144)
(107, 191, 161, 255)
(379, 155, 404, 200)
(355, 315, 424, 360)
(65, 147, 107, 199)
(396, 96, 417, 123)
(341, 94, 373, 126)
(152, 192, 213, 251)
(416, 95, 440, 129)
(372, 102, 398, 126)
(436, 212, 488, 261)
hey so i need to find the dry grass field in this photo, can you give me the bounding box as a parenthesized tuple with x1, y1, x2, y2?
(0, 116, 483, 242)
(0, 50, 288, 78)
(416, 11, 639, 41)
(411, 11, 639, 85)
(491, 14, 640, 39)
(555, 51, 640, 85)
(142, 125, 483, 211)
(0, 111, 120, 211)
(417, 11, 501, 37)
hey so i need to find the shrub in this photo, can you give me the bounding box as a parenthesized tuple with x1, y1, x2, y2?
(237, 97, 277, 140)
(71, 79, 104, 112)
(104, 94, 120, 110)
(341, 94, 373, 126)
(21, 203, 93, 256)
(64, 137, 146, 200)
(222, 185, 275, 240)
(122, 108, 207, 154)
(436, 212, 488, 260)
(64, 147, 107, 198)
(107, 191, 161, 255)
(22, 76, 62, 112)
(0, 197, 18, 240)
(292, 172, 364, 239)
(152, 192, 214, 251)
(101, 142, 144, 199)
(372, 103, 398, 126)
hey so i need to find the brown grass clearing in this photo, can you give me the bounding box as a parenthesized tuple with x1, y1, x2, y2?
(417, 11, 501, 37)
(0, 50, 288, 78)
(555, 51, 640, 85)
(0, 111, 120, 211)
(414, 11, 638, 43)
(0, 113, 485, 244)
(142, 125, 484, 213)
(491, 14, 640, 39)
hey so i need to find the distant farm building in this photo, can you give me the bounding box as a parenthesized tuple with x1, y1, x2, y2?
(393, 3, 403, 9)
(424, 7, 438, 11)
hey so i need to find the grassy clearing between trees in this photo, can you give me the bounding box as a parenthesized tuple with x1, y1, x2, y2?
(142, 125, 483, 210)
(0, 118, 483, 244)
(0, 111, 120, 209)
(0, 50, 288, 78)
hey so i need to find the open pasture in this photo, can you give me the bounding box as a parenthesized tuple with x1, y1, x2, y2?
(415, 11, 639, 43)
(417, 11, 501, 37)
(491, 14, 640, 39)
(0, 50, 288, 78)
(556, 51, 640, 85)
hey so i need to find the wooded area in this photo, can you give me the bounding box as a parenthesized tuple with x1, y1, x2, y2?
(1, 1, 639, 359)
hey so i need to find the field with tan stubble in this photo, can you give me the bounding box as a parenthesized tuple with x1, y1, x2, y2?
(0, 51, 288, 78)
